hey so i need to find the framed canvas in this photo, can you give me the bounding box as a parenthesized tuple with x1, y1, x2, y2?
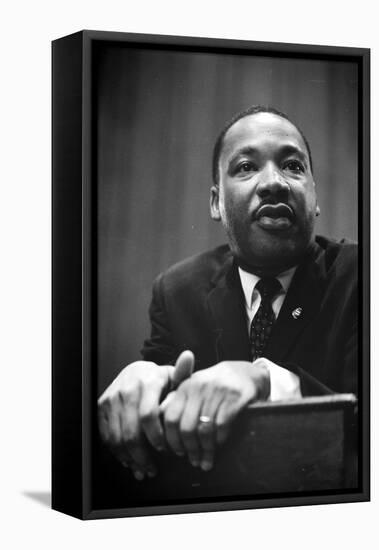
(52, 30, 370, 519)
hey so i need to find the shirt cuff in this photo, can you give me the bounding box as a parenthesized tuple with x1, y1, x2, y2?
(266, 363, 302, 401)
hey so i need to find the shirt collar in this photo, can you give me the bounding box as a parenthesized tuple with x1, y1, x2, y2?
(238, 265, 297, 308)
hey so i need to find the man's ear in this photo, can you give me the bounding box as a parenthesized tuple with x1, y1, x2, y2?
(313, 180, 320, 217)
(210, 185, 221, 221)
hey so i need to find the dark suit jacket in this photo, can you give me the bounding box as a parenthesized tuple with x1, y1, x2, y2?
(141, 235, 358, 397)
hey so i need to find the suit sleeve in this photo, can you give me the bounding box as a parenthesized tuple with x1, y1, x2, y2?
(283, 364, 335, 396)
(140, 274, 177, 365)
(337, 317, 358, 395)
(281, 316, 358, 397)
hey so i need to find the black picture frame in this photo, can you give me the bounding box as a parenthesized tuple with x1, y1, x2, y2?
(52, 30, 370, 520)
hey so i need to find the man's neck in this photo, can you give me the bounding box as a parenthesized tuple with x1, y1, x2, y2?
(236, 241, 316, 278)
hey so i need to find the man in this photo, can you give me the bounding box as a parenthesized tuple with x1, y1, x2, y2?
(98, 105, 357, 483)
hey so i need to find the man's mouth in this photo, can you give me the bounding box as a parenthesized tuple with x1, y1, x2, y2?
(254, 203, 295, 231)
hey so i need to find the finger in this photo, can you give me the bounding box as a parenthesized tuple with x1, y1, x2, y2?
(98, 403, 133, 470)
(121, 426, 157, 480)
(115, 448, 159, 480)
(105, 401, 122, 446)
(119, 393, 157, 479)
(159, 390, 176, 413)
(163, 390, 186, 456)
(172, 350, 195, 389)
(119, 453, 132, 469)
(115, 448, 132, 470)
(139, 382, 167, 453)
(98, 402, 125, 467)
(198, 389, 225, 471)
(98, 407, 110, 444)
(101, 409, 142, 476)
(215, 394, 241, 446)
(179, 390, 203, 467)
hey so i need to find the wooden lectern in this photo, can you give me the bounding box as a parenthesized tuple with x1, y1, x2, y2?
(93, 394, 358, 508)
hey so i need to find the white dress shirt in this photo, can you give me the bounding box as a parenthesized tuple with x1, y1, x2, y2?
(238, 266, 302, 401)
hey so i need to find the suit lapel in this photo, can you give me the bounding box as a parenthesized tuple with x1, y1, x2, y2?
(205, 241, 326, 365)
(206, 257, 251, 363)
(264, 243, 326, 362)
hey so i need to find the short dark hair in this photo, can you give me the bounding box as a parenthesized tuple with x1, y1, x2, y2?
(212, 105, 313, 185)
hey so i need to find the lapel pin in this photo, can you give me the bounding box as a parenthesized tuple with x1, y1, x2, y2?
(292, 307, 302, 319)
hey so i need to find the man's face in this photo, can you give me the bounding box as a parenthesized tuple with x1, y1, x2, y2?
(211, 112, 319, 274)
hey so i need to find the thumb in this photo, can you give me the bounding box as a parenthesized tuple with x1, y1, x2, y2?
(171, 350, 195, 389)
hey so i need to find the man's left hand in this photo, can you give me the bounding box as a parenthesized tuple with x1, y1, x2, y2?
(160, 360, 270, 472)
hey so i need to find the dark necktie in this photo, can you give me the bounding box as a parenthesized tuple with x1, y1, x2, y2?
(250, 277, 282, 361)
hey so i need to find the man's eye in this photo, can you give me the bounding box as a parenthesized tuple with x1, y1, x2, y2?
(283, 160, 304, 173)
(236, 161, 256, 174)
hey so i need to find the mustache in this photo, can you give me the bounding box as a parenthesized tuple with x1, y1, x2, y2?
(253, 200, 295, 221)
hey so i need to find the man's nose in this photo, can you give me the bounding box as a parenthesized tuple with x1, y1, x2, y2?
(256, 163, 290, 199)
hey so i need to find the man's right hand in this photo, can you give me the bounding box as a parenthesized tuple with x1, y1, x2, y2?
(97, 351, 194, 480)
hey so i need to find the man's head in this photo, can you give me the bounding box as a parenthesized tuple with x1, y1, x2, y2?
(210, 106, 320, 275)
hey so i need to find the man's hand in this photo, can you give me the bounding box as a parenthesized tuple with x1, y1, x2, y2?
(160, 359, 270, 472)
(97, 351, 194, 480)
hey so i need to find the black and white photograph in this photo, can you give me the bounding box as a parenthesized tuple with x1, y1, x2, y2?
(52, 31, 369, 519)
(2, 0, 378, 547)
